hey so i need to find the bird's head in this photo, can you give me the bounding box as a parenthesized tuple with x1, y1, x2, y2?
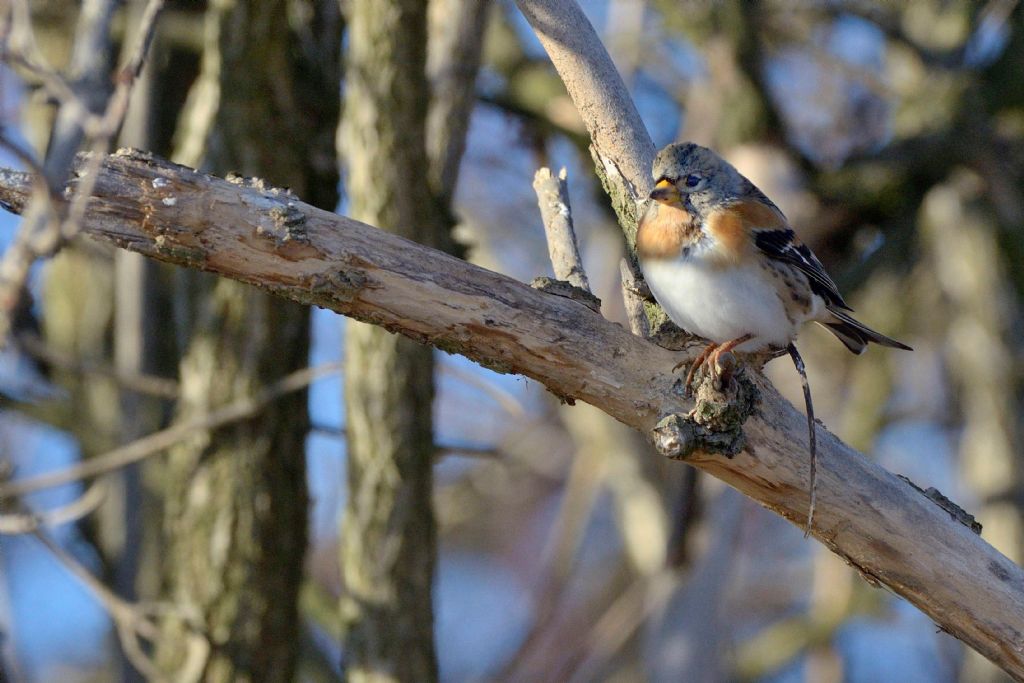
(648, 142, 744, 220)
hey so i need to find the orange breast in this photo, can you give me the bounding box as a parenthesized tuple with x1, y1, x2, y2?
(705, 209, 746, 263)
(637, 203, 698, 260)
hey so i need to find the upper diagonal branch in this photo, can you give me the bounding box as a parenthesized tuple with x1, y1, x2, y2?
(512, 0, 654, 195)
(0, 150, 1021, 678)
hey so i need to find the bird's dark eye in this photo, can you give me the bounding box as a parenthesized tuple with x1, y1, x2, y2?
(684, 174, 702, 188)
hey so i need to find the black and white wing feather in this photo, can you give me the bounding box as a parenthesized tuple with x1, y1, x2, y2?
(752, 228, 852, 311)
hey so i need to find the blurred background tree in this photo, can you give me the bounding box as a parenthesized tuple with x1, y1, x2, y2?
(0, 0, 1022, 682)
(151, 0, 341, 680)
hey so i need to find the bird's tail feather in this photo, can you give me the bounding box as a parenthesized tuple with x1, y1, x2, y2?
(818, 308, 912, 355)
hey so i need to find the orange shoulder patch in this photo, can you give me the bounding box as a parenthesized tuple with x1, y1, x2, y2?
(731, 199, 788, 230)
(637, 203, 697, 259)
(706, 200, 789, 264)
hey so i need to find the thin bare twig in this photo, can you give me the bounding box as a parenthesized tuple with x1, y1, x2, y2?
(0, 0, 118, 301)
(0, 2, 96, 126)
(533, 167, 590, 292)
(440, 444, 501, 459)
(827, 0, 1019, 70)
(16, 331, 179, 399)
(0, 361, 341, 500)
(0, 457, 201, 679)
(310, 422, 501, 459)
(0, 479, 107, 534)
(29, 524, 207, 681)
(59, 0, 166, 242)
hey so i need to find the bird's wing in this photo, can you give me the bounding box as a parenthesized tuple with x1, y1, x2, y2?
(727, 197, 852, 311)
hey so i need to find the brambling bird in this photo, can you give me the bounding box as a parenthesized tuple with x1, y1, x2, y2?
(638, 142, 910, 379)
(637, 142, 911, 534)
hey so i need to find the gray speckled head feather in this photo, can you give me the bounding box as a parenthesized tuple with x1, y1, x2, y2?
(653, 142, 742, 187)
(652, 142, 749, 219)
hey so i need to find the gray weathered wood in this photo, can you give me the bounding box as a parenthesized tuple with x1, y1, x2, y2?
(0, 151, 1022, 679)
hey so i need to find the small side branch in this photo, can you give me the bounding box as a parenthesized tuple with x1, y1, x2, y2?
(0, 360, 341, 499)
(16, 331, 179, 399)
(0, 479, 107, 534)
(0, 456, 205, 680)
(28, 523, 208, 681)
(533, 167, 590, 292)
(513, 0, 654, 193)
(619, 258, 650, 338)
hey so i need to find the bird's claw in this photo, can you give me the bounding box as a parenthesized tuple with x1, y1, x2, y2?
(674, 343, 717, 396)
(674, 339, 749, 396)
(713, 350, 738, 390)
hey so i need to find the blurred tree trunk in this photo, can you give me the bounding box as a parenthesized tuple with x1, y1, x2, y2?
(154, 0, 341, 680)
(339, 0, 485, 679)
(22, 4, 118, 462)
(109, 5, 174, 682)
(338, 0, 440, 676)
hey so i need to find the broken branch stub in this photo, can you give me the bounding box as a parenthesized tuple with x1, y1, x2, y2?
(532, 166, 590, 292)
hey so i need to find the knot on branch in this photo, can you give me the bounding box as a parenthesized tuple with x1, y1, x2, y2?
(530, 276, 602, 313)
(306, 270, 372, 306)
(899, 475, 983, 534)
(648, 320, 697, 351)
(653, 365, 759, 460)
(265, 202, 309, 244)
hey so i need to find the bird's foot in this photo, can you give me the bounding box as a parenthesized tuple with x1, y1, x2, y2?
(661, 362, 760, 460)
(706, 334, 752, 391)
(713, 350, 738, 390)
(672, 335, 753, 397)
(673, 343, 717, 397)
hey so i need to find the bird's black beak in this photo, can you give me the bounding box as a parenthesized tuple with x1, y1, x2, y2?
(648, 178, 682, 206)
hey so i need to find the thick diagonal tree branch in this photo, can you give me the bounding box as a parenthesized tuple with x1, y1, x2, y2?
(0, 151, 1022, 678)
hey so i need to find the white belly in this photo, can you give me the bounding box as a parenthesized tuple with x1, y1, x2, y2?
(641, 257, 797, 351)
